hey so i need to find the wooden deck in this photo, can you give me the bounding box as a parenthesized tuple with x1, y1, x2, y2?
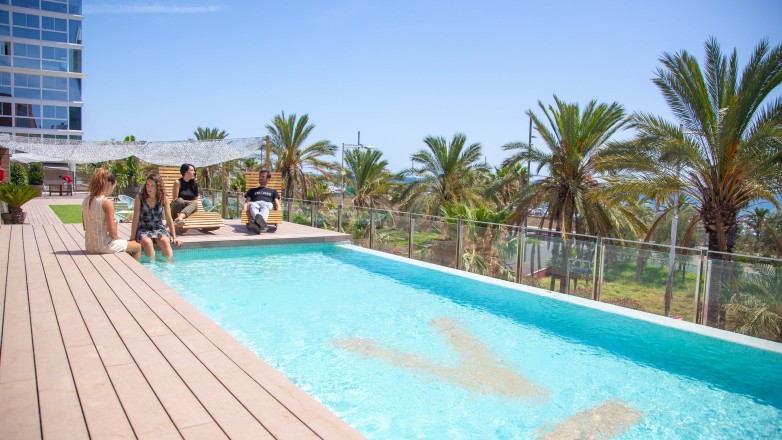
(1, 196, 361, 439)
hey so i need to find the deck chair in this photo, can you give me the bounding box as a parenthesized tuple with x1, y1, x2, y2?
(158, 167, 223, 232)
(240, 171, 284, 228)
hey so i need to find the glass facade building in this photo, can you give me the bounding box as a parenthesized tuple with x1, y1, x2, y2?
(0, 0, 83, 140)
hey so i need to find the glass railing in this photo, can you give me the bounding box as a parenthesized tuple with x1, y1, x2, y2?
(207, 192, 782, 343)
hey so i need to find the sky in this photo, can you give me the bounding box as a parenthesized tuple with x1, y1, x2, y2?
(83, 0, 782, 173)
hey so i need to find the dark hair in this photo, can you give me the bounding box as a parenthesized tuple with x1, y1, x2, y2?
(141, 173, 166, 206)
(258, 169, 271, 179)
(179, 163, 199, 194)
(180, 163, 195, 176)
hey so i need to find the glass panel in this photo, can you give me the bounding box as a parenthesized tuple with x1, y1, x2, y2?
(41, 0, 68, 13)
(342, 206, 371, 248)
(373, 210, 409, 257)
(68, 106, 80, 129)
(68, 20, 81, 44)
(601, 241, 700, 321)
(462, 221, 518, 282)
(12, 0, 40, 8)
(315, 203, 338, 231)
(287, 200, 310, 225)
(412, 218, 458, 268)
(69, 48, 81, 73)
(69, 0, 81, 15)
(68, 78, 81, 101)
(705, 256, 782, 342)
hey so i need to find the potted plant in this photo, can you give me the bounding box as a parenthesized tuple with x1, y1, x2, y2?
(0, 183, 40, 224)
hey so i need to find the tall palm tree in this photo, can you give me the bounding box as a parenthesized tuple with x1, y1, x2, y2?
(193, 127, 228, 190)
(343, 148, 393, 208)
(397, 133, 486, 215)
(194, 127, 229, 216)
(502, 96, 641, 237)
(602, 38, 782, 255)
(266, 112, 336, 199)
(748, 207, 771, 241)
(483, 164, 528, 212)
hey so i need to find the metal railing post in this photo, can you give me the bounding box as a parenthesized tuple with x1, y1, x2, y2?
(369, 208, 375, 249)
(692, 247, 707, 324)
(337, 205, 343, 232)
(516, 227, 525, 284)
(456, 219, 464, 270)
(591, 237, 601, 300)
(310, 202, 316, 227)
(408, 214, 414, 259)
(702, 257, 713, 325)
(563, 238, 572, 295)
(597, 242, 607, 301)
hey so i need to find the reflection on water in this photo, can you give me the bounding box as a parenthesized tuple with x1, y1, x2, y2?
(536, 399, 642, 440)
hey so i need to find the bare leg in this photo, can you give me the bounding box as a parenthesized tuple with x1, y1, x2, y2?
(155, 237, 174, 262)
(126, 241, 143, 261)
(140, 237, 155, 259)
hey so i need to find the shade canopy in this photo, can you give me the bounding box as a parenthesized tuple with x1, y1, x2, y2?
(2, 137, 263, 167)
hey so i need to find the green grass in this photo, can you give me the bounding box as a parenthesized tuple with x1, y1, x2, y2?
(49, 204, 82, 224)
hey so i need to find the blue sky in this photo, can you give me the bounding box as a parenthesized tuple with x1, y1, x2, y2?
(84, 0, 782, 173)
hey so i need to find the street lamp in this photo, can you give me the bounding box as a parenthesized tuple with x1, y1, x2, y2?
(341, 130, 374, 206)
(524, 115, 536, 228)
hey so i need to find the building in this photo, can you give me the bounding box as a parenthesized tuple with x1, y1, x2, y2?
(0, 0, 83, 143)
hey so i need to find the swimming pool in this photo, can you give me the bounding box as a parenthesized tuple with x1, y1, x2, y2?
(147, 243, 782, 439)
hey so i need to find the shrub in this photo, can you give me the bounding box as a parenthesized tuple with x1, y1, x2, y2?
(27, 162, 44, 185)
(10, 162, 27, 185)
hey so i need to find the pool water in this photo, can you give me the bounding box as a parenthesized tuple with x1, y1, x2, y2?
(147, 243, 782, 439)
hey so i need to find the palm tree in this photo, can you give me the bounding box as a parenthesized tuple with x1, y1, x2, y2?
(396, 133, 486, 215)
(483, 164, 528, 210)
(748, 207, 771, 242)
(343, 148, 393, 208)
(194, 127, 229, 216)
(502, 96, 642, 238)
(602, 38, 782, 255)
(266, 112, 336, 199)
(193, 127, 228, 190)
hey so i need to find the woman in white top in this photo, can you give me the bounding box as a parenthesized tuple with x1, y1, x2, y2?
(82, 168, 142, 259)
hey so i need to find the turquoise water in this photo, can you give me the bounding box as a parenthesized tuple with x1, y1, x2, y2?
(147, 244, 782, 439)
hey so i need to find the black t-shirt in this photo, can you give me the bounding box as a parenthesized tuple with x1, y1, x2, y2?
(245, 186, 280, 204)
(178, 178, 198, 200)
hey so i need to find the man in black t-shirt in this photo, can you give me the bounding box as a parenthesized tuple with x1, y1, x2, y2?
(244, 170, 281, 233)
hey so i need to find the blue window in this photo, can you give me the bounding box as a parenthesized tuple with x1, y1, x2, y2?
(42, 75, 67, 101)
(41, 0, 67, 13)
(14, 73, 41, 99)
(41, 46, 67, 72)
(69, 0, 81, 15)
(68, 77, 80, 101)
(12, 0, 40, 9)
(12, 12, 40, 39)
(0, 102, 11, 127)
(0, 72, 10, 97)
(41, 16, 67, 42)
(0, 10, 9, 36)
(68, 19, 81, 44)
(68, 106, 80, 130)
(16, 103, 41, 128)
(0, 41, 10, 67)
(43, 104, 68, 129)
(13, 43, 40, 68)
(69, 48, 80, 73)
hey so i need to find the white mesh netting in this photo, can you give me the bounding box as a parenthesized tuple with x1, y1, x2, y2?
(2, 137, 263, 166)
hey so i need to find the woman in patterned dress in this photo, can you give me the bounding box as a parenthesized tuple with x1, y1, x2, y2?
(130, 173, 182, 262)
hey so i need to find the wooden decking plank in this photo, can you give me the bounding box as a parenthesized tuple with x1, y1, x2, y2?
(58, 225, 218, 431)
(196, 350, 320, 439)
(152, 333, 274, 440)
(68, 344, 135, 439)
(106, 363, 181, 439)
(180, 422, 229, 440)
(47, 224, 135, 367)
(25, 226, 89, 439)
(0, 226, 41, 438)
(0, 379, 40, 439)
(0, 226, 11, 344)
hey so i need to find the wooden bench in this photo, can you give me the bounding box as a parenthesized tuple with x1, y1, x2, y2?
(45, 179, 73, 196)
(158, 167, 223, 232)
(240, 171, 283, 227)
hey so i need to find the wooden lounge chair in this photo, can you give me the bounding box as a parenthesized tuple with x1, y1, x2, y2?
(240, 171, 284, 227)
(158, 167, 223, 232)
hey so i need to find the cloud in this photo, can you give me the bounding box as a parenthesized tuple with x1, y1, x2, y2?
(84, 4, 224, 14)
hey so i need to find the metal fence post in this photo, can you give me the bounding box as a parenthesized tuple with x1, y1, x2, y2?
(702, 257, 713, 325)
(408, 214, 414, 259)
(591, 237, 601, 300)
(369, 208, 375, 249)
(597, 241, 607, 301)
(310, 202, 316, 227)
(692, 247, 707, 324)
(286, 200, 292, 222)
(337, 204, 343, 232)
(456, 220, 464, 270)
(516, 227, 525, 284)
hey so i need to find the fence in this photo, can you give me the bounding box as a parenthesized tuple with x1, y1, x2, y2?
(210, 191, 782, 343)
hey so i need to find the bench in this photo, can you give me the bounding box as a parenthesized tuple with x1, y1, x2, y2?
(158, 167, 223, 232)
(240, 171, 284, 227)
